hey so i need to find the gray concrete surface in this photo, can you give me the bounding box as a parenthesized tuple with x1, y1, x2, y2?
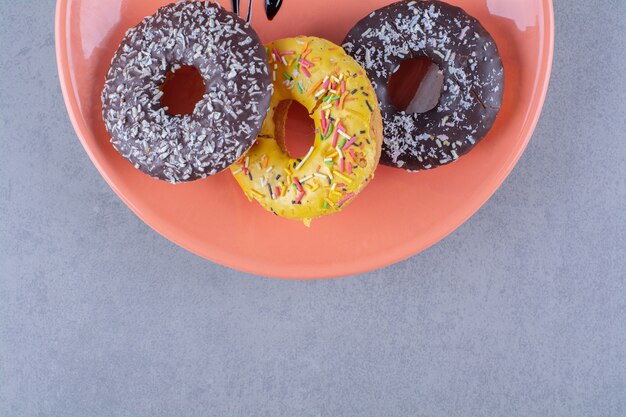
(1, 1, 625, 416)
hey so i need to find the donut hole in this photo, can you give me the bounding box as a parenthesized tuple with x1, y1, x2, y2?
(388, 57, 444, 114)
(160, 65, 206, 116)
(274, 100, 316, 159)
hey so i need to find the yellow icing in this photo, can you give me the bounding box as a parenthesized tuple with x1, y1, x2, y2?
(230, 36, 382, 225)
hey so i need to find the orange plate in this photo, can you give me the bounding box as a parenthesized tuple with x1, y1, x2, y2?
(55, 0, 554, 279)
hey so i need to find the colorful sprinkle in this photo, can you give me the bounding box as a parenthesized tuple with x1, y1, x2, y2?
(293, 177, 303, 192)
(309, 79, 324, 96)
(342, 135, 357, 150)
(272, 48, 281, 61)
(294, 191, 305, 204)
(337, 193, 355, 206)
(324, 122, 333, 139)
(340, 92, 349, 109)
(334, 171, 353, 184)
(332, 122, 344, 147)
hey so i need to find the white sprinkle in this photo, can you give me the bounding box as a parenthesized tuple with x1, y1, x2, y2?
(459, 26, 470, 40)
(338, 130, 352, 140)
(315, 89, 326, 98)
(295, 146, 315, 170)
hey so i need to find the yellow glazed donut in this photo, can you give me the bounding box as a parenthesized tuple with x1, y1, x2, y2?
(230, 36, 383, 226)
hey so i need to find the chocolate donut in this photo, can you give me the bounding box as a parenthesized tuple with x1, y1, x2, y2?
(342, 0, 504, 171)
(102, 1, 272, 183)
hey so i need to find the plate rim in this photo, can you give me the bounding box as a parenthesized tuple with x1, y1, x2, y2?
(55, 0, 555, 279)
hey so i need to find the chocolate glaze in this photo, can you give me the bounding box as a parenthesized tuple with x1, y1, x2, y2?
(265, 0, 283, 20)
(343, 0, 504, 171)
(101, 1, 272, 183)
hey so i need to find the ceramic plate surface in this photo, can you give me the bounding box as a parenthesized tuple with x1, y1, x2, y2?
(56, 0, 554, 278)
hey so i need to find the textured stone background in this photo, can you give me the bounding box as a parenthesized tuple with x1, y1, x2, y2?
(1, 1, 625, 416)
